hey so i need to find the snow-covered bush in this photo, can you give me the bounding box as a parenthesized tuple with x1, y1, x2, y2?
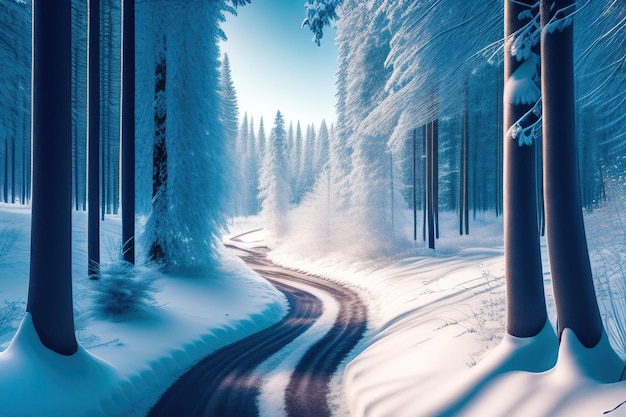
(91, 262, 160, 318)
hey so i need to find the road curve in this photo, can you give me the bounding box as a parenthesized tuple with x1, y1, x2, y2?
(147, 235, 368, 417)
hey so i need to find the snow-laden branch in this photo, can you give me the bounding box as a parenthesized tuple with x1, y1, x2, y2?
(505, 1, 542, 146)
(507, 99, 542, 146)
(302, 0, 343, 46)
(544, 2, 576, 34)
(509, 1, 540, 61)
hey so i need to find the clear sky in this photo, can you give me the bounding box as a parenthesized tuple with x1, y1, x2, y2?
(219, 1, 338, 130)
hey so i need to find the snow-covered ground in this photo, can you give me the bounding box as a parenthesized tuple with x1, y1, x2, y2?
(0, 201, 625, 417)
(268, 206, 626, 417)
(0, 206, 287, 417)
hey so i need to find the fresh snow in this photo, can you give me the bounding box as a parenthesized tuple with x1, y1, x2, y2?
(269, 208, 626, 417)
(0, 205, 625, 417)
(0, 206, 287, 417)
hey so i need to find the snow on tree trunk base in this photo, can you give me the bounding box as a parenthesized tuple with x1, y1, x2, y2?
(0, 313, 123, 417)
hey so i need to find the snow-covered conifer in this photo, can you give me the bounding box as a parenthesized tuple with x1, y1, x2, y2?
(138, 0, 242, 273)
(219, 53, 240, 217)
(314, 119, 330, 175)
(235, 113, 249, 215)
(244, 116, 259, 215)
(259, 111, 290, 245)
(219, 53, 239, 146)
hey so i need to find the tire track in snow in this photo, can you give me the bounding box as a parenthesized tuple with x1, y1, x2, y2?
(147, 236, 367, 417)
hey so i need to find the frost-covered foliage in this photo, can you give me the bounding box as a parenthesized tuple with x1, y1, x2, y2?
(575, 1, 626, 153)
(287, 1, 503, 258)
(137, 0, 239, 273)
(91, 261, 160, 318)
(289, 0, 625, 259)
(302, 0, 342, 45)
(259, 111, 290, 246)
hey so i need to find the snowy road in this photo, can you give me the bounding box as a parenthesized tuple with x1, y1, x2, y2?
(147, 236, 367, 417)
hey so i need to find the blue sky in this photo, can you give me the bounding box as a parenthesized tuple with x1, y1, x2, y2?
(219, 1, 338, 130)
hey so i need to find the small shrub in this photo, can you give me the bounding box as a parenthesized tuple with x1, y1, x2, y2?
(91, 261, 160, 318)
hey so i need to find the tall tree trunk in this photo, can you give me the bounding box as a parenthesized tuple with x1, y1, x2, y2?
(412, 128, 417, 241)
(27, 0, 77, 355)
(10, 137, 15, 204)
(495, 68, 503, 218)
(150, 35, 168, 263)
(21, 129, 26, 204)
(426, 121, 435, 249)
(88, 0, 100, 279)
(422, 124, 427, 242)
(121, 0, 135, 264)
(432, 119, 439, 240)
(100, 124, 106, 221)
(461, 83, 469, 235)
(503, 0, 547, 338)
(4, 140, 8, 203)
(540, 0, 602, 348)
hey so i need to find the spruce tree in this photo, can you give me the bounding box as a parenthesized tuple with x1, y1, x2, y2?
(259, 111, 290, 245)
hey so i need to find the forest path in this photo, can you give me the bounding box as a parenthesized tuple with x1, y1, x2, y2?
(147, 232, 368, 417)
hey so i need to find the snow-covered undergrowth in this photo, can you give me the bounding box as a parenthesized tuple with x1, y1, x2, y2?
(0, 206, 287, 417)
(268, 201, 626, 417)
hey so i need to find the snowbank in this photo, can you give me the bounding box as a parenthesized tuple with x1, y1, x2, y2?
(270, 209, 626, 417)
(0, 207, 288, 416)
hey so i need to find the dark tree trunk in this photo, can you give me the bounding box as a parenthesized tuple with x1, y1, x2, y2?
(426, 121, 435, 250)
(432, 119, 439, 240)
(10, 137, 15, 204)
(4, 140, 8, 203)
(495, 67, 503, 218)
(88, 0, 100, 279)
(540, 0, 602, 348)
(122, 0, 135, 264)
(503, 0, 547, 338)
(422, 124, 427, 242)
(100, 124, 106, 221)
(21, 131, 26, 204)
(27, 0, 77, 355)
(461, 83, 469, 235)
(412, 128, 417, 241)
(150, 35, 168, 263)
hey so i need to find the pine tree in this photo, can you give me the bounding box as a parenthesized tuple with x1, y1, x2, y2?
(253, 117, 266, 213)
(292, 121, 303, 203)
(236, 113, 249, 215)
(219, 53, 240, 218)
(315, 119, 330, 176)
(140, 0, 241, 273)
(219, 53, 239, 147)
(260, 111, 290, 245)
(244, 116, 258, 215)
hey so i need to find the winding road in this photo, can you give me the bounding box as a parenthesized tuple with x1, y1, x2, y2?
(147, 234, 368, 417)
